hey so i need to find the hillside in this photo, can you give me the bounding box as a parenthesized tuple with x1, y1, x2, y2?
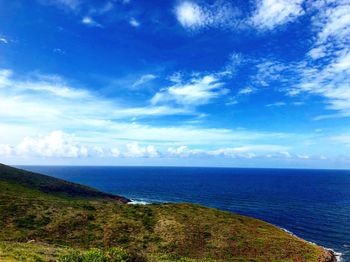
(0, 164, 129, 203)
(0, 164, 336, 262)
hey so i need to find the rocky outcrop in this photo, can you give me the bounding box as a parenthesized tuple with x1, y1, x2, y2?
(318, 249, 338, 262)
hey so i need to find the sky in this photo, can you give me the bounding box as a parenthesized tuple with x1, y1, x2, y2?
(0, 0, 350, 168)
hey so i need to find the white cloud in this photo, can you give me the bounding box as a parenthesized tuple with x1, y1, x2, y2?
(53, 48, 65, 54)
(0, 68, 303, 160)
(0, 69, 89, 99)
(124, 142, 160, 158)
(0, 70, 191, 122)
(0, 69, 13, 86)
(0, 37, 8, 44)
(116, 106, 191, 118)
(0, 144, 13, 156)
(297, 154, 310, 159)
(39, 0, 81, 11)
(251, 0, 304, 30)
(174, 0, 240, 31)
(238, 87, 256, 95)
(307, 0, 350, 60)
(129, 17, 140, 27)
(175, 1, 205, 29)
(16, 131, 88, 158)
(151, 74, 229, 107)
(266, 102, 286, 107)
(278, 1, 350, 119)
(82, 16, 102, 27)
(167, 144, 289, 158)
(97, 1, 114, 14)
(330, 134, 350, 147)
(111, 148, 121, 158)
(132, 74, 156, 88)
(253, 60, 289, 87)
(167, 145, 189, 157)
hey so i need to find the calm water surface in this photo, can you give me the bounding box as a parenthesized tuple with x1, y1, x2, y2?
(21, 166, 350, 260)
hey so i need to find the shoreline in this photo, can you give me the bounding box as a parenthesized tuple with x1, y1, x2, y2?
(280, 227, 340, 261)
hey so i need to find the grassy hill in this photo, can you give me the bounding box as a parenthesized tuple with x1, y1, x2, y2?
(0, 164, 335, 262)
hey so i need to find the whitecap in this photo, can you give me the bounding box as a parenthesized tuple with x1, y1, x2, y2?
(128, 199, 150, 205)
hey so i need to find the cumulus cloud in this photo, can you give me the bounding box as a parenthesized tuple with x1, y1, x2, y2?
(174, 0, 241, 31)
(251, 0, 304, 30)
(175, 1, 204, 29)
(16, 131, 88, 158)
(167, 145, 189, 157)
(151, 74, 229, 107)
(124, 142, 160, 158)
(111, 148, 121, 158)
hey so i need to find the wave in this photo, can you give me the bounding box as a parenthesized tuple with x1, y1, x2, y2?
(128, 199, 151, 205)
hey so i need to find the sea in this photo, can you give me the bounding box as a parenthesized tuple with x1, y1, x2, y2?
(21, 166, 350, 261)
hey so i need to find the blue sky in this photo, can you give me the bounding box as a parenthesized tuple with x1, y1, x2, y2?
(0, 0, 350, 168)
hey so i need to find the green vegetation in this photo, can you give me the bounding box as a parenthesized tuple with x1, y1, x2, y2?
(0, 164, 330, 261)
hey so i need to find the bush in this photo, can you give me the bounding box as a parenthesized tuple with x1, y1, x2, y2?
(58, 247, 141, 262)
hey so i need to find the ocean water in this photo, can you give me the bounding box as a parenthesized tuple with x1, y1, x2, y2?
(21, 166, 350, 260)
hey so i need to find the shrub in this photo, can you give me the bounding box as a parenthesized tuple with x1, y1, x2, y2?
(58, 247, 141, 262)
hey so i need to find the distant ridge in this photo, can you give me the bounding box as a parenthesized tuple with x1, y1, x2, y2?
(0, 163, 130, 203)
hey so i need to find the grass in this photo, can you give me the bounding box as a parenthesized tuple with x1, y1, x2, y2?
(0, 164, 328, 261)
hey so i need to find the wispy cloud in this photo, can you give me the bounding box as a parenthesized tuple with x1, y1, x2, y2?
(266, 102, 286, 107)
(0, 68, 296, 153)
(0, 37, 8, 44)
(242, 1, 350, 119)
(168, 144, 290, 159)
(289, 1, 350, 119)
(0, 70, 89, 98)
(132, 74, 156, 88)
(250, 0, 304, 30)
(238, 87, 256, 95)
(151, 74, 229, 107)
(39, 0, 81, 11)
(90, 1, 114, 15)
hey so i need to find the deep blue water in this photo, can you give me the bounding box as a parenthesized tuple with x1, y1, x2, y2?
(21, 166, 350, 260)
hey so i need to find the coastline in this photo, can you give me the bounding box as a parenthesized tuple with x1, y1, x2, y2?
(280, 228, 340, 262)
(129, 198, 340, 261)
